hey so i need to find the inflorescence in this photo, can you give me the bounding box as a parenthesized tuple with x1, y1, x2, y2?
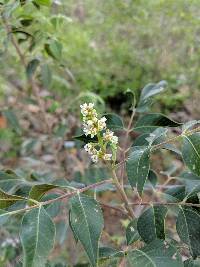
(80, 103, 118, 163)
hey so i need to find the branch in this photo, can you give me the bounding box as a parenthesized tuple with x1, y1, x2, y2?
(0, 179, 112, 217)
(2, 18, 50, 133)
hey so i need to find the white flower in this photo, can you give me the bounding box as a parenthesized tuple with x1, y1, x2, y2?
(80, 103, 97, 118)
(84, 143, 97, 155)
(103, 129, 118, 144)
(98, 117, 107, 131)
(91, 154, 98, 163)
(103, 153, 112, 161)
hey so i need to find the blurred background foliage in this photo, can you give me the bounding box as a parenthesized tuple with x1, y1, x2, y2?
(1, 0, 200, 111)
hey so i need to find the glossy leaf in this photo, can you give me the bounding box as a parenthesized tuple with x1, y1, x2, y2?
(137, 205, 167, 243)
(99, 247, 124, 259)
(20, 206, 55, 267)
(69, 194, 104, 267)
(126, 219, 140, 245)
(182, 133, 200, 176)
(134, 113, 181, 133)
(127, 239, 183, 267)
(176, 206, 200, 258)
(104, 113, 124, 130)
(126, 146, 150, 195)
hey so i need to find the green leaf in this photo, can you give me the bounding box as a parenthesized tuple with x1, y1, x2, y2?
(127, 239, 183, 267)
(126, 219, 140, 245)
(137, 81, 167, 112)
(45, 40, 62, 60)
(0, 189, 25, 209)
(69, 194, 104, 267)
(99, 247, 124, 259)
(104, 113, 124, 130)
(134, 113, 181, 133)
(41, 64, 52, 88)
(148, 170, 158, 188)
(184, 258, 200, 266)
(26, 59, 40, 79)
(28, 184, 58, 206)
(137, 205, 168, 243)
(126, 146, 150, 195)
(182, 133, 200, 176)
(74, 133, 98, 143)
(0, 170, 24, 191)
(176, 207, 200, 258)
(124, 89, 136, 111)
(20, 206, 55, 267)
(2, 109, 22, 135)
(34, 0, 51, 6)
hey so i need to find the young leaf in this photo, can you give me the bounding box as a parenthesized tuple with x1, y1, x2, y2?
(127, 239, 183, 267)
(126, 219, 140, 245)
(182, 133, 200, 176)
(69, 194, 104, 267)
(104, 113, 124, 130)
(28, 184, 58, 205)
(137, 81, 167, 112)
(126, 146, 150, 195)
(0, 189, 25, 209)
(20, 206, 55, 267)
(176, 206, 200, 258)
(134, 113, 181, 133)
(137, 205, 167, 243)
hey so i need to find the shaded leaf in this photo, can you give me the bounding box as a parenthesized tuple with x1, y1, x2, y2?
(176, 206, 200, 258)
(137, 205, 168, 243)
(126, 146, 150, 195)
(69, 194, 104, 267)
(182, 133, 200, 176)
(20, 206, 55, 267)
(104, 113, 124, 130)
(148, 170, 158, 188)
(127, 239, 183, 267)
(74, 133, 98, 143)
(134, 113, 181, 133)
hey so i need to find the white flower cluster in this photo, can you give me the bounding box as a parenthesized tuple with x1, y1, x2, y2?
(84, 143, 112, 163)
(103, 129, 118, 145)
(80, 103, 107, 138)
(80, 103, 118, 163)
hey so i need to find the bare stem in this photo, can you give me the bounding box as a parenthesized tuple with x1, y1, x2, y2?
(0, 179, 112, 217)
(120, 108, 136, 184)
(111, 167, 135, 219)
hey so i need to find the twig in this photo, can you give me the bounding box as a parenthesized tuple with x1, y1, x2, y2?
(0, 179, 112, 217)
(120, 108, 136, 184)
(2, 17, 50, 133)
